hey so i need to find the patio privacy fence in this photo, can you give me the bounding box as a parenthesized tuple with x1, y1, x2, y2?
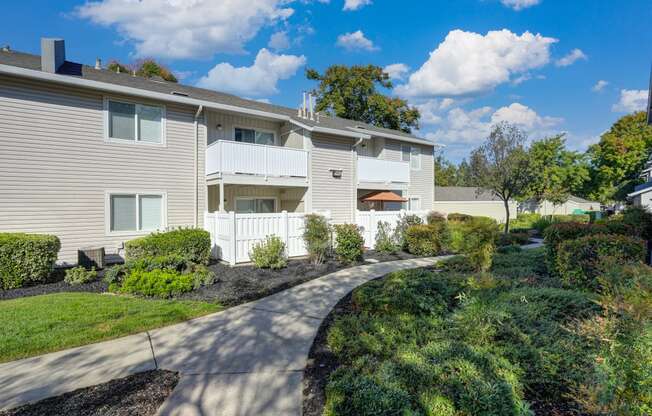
(204, 209, 429, 265)
(355, 209, 430, 248)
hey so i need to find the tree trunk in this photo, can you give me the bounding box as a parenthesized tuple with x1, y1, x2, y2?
(503, 198, 510, 234)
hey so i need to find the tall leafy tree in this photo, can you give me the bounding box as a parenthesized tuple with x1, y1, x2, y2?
(525, 134, 590, 205)
(306, 65, 420, 133)
(456, 159, 475, 186)
(106, 59, 178, 83)
(434, 154, 459, 186)
(585, 112, 652, 203)
(470, 122, 532, 233)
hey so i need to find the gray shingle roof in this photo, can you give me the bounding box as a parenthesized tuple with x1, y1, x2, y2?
(434, 187, 501, 201)
(568, 195, 600, 204)
(0, 50, 432, 146)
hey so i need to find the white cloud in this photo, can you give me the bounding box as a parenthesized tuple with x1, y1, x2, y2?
(196, 48, 306, 97)
(268, 31, 290, 50)
(75, 0, 295, 59)
(396, 29, 557, 97)
(343, 0, 372, 10)
(592, 80, 609, 92)
(336, 30, 379, 51)
(612, 89, 649, 113)
(500, 0, 541, 10)
(383, 63, 410, 81)
(427, 102, 563, 146)
(415, 99, 456, 125)
(555, 48, 588, 67)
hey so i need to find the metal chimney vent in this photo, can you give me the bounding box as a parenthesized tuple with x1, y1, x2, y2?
(41, 38, 65, 74)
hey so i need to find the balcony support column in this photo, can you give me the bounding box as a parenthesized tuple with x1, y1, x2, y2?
(219, 180, 225, 213)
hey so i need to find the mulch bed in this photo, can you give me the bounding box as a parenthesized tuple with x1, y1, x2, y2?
(0, 370, 179, 416)
(179, 251, 418, 306)
(1, 250, 418, 305)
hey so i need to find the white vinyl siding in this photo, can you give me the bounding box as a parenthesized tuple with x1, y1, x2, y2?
(206, 111, 281, 145)
(105, 98, 165, 144)
(384, 140, 433, 211)
(400, 144, 421, 170)
(0, 75, 206, 263)
(311, 134, 355, 223)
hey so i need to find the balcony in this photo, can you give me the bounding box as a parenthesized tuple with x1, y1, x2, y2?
(357, 156, 410, 187)
(206, 140, 308, 183)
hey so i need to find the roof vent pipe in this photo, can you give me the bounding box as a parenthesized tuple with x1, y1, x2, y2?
(308, 92, 314, 120)
(302, 92, 307, 118)
(40, 38, 65, 74)
(95, 58, 102, 70)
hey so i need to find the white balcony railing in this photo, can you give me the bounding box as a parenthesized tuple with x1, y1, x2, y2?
(206, 140, 308, 178)
(357, 156, 410, 184)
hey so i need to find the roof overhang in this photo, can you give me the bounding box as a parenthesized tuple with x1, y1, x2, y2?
(345, 126, 432, 146)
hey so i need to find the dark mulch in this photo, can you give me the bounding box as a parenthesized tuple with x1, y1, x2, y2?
(0, 370, 179, 416)
(302, 292, 352, 416)
(0, 279, 108, 301)
(0, 250, 419, 304)
(179, 250, 418, 306)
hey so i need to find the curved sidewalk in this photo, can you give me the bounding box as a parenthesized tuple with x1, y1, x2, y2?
(0, 256, 446, 415)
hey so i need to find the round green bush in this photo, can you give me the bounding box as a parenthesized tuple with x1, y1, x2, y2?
(447, 212, 473, 222)
(249, 235, 287, 269)
(116, 269, 194, 298)
(334, 224, 364, 264)
(303, 214, 332, 264)
(64, 266, 98, 285)
(0, 232, 61, 289)
(556, 234, 646, 290)
(405, 224, 444, 256)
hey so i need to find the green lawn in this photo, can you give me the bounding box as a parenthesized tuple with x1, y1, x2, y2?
(0, 292, 221, 363)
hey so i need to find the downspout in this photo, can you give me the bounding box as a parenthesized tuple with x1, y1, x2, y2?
(351, 136, 365, 222)
(194, 105, 204, 227)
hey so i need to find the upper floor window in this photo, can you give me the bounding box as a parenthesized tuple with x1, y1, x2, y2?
(106, 99, 165, 144)
(401, 145, 421, 170)
(235, 127, 275, 145)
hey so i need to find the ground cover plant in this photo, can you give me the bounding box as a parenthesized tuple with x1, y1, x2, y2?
(307, 245, 651, 416)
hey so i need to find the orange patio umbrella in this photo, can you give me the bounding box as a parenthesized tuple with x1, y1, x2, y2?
(359, 191, 407, 210)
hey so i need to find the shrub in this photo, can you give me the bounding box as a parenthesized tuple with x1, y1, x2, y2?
(497, 244, 523, 254)
(447, 212, 473, 222)
(448, 221, 465, 253)
(103, 264, 128, 285)
(250, 235, 287, 269)
(405, 224, 444, 256)
(510, 212, 541, 230)
(126, 254, 192, 273)
(556, 234, 646, 290)
(619, 206, 652, 241)
(427, 211, 446, 225)
(374, 221, 397, 254)
(498, 232, 530, 247)
(64, 266, 97, 285)
(117, 269, 194, 298)
(532, 216, 556, 234)
(303, 214, 331, 264)
(438, 255, 476, 273)
(460, 217, 499, 272)
(393, 214, 423, 250)
(334, 224, 364, 264)
(124, 228, 211, 264)
(0, 233, 61, 289)
(190, 264, 216, 289)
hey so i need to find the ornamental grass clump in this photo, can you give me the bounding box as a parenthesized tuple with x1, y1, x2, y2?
(334, 224, 364, 264)
(249, 235, 287, 269)
(303, 214, 332, 265)
(64, 266, 97, 285)
(374, 221, 398, 254)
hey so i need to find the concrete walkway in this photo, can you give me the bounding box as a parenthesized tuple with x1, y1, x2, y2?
(0, 257, 444, 415)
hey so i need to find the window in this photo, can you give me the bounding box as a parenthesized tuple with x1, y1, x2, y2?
(235, 127, 275, 145)
(107, 99, 164, 144)
(235, 198, 276, 213)
(400, 145, 421, 170)
(408, 197, 421, 211)
(109, 193, 164, 233)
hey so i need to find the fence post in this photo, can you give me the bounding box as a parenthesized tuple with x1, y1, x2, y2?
(281, 210, 289, 256)
(229, 211, 236, 266)
(370, 209, 376, 250)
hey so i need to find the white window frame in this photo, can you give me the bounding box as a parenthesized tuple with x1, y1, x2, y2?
(105, 190, 168, 236)
(408, 196, 421, 211)
(234, 196, 279, 213)
(233, 125, 278, 146)
(103, 97, 167, 146)
(401, 144, 421, 171)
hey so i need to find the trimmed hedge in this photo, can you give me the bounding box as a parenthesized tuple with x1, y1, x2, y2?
(459, 217, 499, 271)
(556, 234, 645, 290)
(124, 228, 211, 265)
(447, 212, 473, 222)
(405, 224, 447, 256)
(0, 233, 61, 289)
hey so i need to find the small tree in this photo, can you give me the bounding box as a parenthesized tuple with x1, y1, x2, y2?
(470, 122, 532, 233)
(303, 214, 331, 265)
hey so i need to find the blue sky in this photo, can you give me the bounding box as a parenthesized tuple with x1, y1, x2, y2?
(2, 0, 651, 162)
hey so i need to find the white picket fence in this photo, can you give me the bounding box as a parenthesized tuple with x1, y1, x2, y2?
(356, 209, 429, 249)
(204, 209, 427, 265)
(204, 211, 330, 265)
